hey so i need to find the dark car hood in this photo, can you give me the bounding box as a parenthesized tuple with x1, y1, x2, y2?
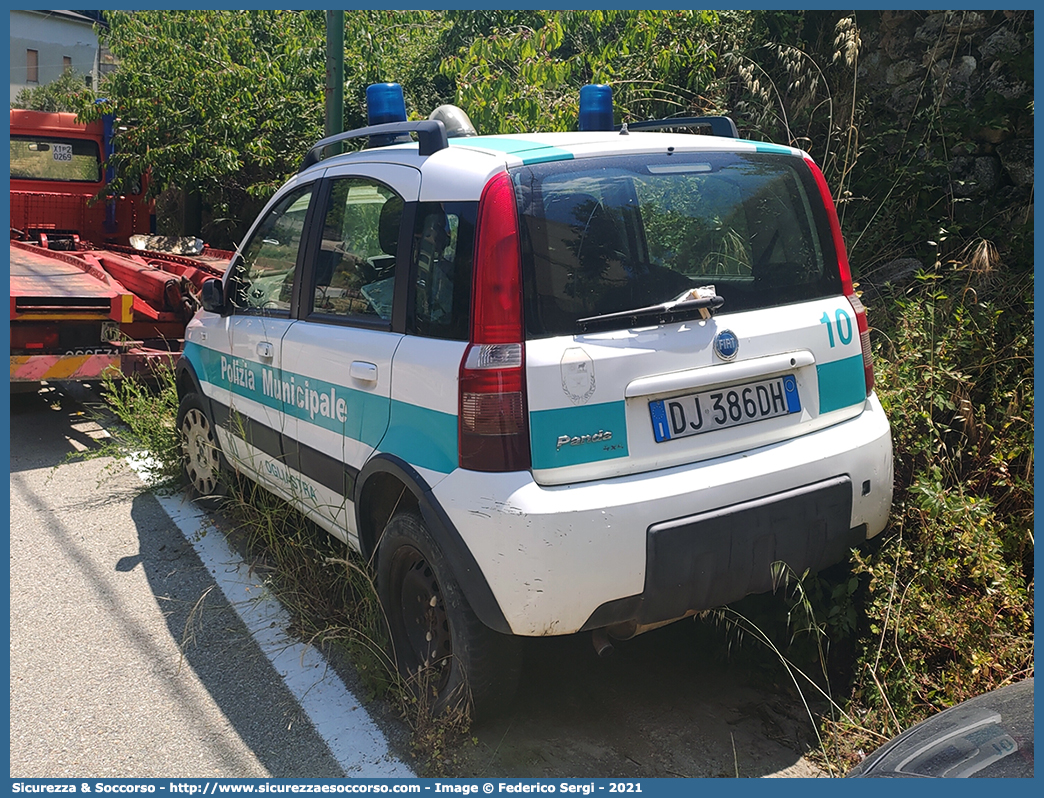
(848, 678, 1034, 778)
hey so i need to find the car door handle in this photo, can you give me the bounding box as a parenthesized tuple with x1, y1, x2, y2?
(350, 361, 378, 382)
(256, 341, 274, 359)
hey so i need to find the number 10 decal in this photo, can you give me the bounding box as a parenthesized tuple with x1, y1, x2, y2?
(820, 308, 853, 348)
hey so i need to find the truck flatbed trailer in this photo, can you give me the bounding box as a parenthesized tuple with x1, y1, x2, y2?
(10, 239, 230, 383)
(11, 239, 130, 312)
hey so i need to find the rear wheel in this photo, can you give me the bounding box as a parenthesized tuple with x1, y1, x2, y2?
(377, 511, 521, 723)
(177, 392, 226, 506)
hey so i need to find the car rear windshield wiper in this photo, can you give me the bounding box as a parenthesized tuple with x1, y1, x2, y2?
(576, 287, 724, 334)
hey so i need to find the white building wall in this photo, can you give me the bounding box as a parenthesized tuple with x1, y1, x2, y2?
(10, 10, 101, 104)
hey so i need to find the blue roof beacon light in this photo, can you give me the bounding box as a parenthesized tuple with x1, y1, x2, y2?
(579, 84, 614, 131)
(365, 82, 411, 147)
(366, 82, 408, 125)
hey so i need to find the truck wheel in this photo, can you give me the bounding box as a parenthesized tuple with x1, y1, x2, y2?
(177, 392, 226, 506)
(377, 511, 521, 723)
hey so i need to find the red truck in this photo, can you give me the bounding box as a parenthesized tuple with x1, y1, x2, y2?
(9, 108, 232, 385)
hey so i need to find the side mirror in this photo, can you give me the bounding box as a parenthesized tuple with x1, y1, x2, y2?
(201, 278, 226, 314)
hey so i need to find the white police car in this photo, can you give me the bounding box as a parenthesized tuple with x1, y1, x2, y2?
(177, 82, 893, 720)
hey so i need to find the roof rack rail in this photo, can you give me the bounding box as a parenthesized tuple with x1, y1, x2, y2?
(619, 116, 738, 138)
(299, 119, 448, 172)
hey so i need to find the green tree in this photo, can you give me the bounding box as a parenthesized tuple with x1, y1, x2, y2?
(74, 10, 327, 244)
(339, 10, 447, 126)
(78, 10, 447, 245)
(441, 10, 722, 134)
(11, 68, 95, 112)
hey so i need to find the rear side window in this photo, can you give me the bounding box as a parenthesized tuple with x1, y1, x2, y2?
(409, 201, 477, 341)
(514, 152, 840, 338)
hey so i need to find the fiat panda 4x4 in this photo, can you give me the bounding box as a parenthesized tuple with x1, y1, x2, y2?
(177, 83, 893, 720)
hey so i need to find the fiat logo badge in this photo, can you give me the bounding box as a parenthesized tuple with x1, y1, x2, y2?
(714, 329, 739, 361)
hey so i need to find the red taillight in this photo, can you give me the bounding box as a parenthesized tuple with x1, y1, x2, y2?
(458, 172, 531, 472)
(806, 155, 874, 397)
(847, 292, 875, 395)
(470, 172, 525, 344)
(11, 324, 60, 352)
(460, 346, 526, 435)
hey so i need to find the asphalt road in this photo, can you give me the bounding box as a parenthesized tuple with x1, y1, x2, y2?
(8, 382, 410, 779)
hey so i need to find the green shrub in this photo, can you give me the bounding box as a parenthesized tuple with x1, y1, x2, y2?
(848, 256, 1034, 732)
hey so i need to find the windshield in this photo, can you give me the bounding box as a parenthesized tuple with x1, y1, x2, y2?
(514, 151, 841, 338)
(9, 135, 102, 183)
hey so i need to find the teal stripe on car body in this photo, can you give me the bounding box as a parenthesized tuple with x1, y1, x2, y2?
(529, 400, 629, 469)
(182, 340, 206, 386)
(451, 137, 575, 165)
(185, 342, 458, 472)
(817, 354, 867, 413)
(754, 142, 799, 156)
(380, 400, 459, 474)
(187, 342, 387, 445)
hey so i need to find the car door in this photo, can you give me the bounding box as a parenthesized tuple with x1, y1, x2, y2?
(221, 178, 319, 493)
(276, 163, 420, 546)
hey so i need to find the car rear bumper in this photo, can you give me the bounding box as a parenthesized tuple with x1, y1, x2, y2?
(435, 393, 893, 636)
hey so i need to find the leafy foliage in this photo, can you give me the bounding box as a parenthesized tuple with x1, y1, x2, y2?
(340, 10, 447, 126)
(442, 11, 722, 134)
(694, 9, 1032, 765)
(77, 11, 452, 248)
(11, 68, 95, 112)
(72, 11, 327, 246)
(852, 256, 1034, 724)
(718, 11, 1034, 272)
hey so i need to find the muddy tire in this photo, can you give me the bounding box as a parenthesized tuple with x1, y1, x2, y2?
(377, 511, 522, 723)
(177, 391, 227, 508)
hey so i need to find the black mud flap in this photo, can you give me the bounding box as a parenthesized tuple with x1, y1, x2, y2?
(640, 476, 862, 624)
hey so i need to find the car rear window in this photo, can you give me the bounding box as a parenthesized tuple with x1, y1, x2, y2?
(513, 152, 842, 338)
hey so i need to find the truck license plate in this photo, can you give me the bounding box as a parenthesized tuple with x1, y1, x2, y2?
(649, 375, 801, 442)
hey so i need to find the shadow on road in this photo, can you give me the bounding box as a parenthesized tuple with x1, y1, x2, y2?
(9, 382, 115, 472)
(10, 381, 347, 777)
(127, 491, 349, 777)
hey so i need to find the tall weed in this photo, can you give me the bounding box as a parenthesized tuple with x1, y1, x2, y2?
(69, 363, 183, 488)
(221, 473, 399, 700)
(712, 10, 1033, 768)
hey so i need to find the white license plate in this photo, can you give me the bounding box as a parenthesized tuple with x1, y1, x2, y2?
(649, 375, 801, 442)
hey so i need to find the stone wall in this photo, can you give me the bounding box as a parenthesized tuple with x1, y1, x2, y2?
(859, 10, 1032, 199)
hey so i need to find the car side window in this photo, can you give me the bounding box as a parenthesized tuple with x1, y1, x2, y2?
(309, 177, 403, 321)
(411, 201, 476, 340)
(229, 184, 313, 314)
